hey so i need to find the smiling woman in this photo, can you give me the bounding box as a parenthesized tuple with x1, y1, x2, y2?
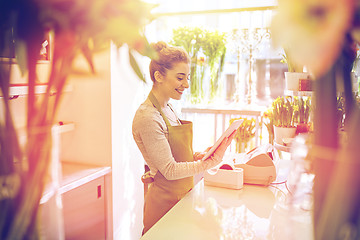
(132, 41, 236, 234)
(149, 42, 191, 102)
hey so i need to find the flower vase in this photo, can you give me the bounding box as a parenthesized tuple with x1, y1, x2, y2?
(296, 123, 310, 134)
(235, 138, 254, 153)
(274, 126, 296, 145)
(236, 141, 248, 153)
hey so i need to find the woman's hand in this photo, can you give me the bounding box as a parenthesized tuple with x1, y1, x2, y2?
(194, 147, 211, 161)
(210, 130, 236, 160)
(193, 147, 211, 160)
(194, 130, 236, 161)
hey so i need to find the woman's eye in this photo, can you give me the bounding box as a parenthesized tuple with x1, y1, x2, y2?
(178, 78, 183, 81)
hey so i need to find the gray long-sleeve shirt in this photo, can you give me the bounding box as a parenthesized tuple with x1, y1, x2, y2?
(132, 98, 221, 180)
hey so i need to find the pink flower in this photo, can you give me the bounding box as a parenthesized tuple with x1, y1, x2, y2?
(271, 0, 355, 78)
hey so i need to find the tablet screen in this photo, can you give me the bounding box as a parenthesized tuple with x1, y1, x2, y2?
(201, 119, 244, 160)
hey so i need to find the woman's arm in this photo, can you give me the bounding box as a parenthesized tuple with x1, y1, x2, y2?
(134, 109, 233, 180)
(194, 131, 236, 161)
(133, 105, 235, 180)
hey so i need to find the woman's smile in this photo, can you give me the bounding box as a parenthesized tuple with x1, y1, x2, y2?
(175, 88, 184, 95)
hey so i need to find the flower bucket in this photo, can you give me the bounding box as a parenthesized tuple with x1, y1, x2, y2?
(296, 123, 310, 134)
(284, 72, 311, 91)
(274, 126, 296, 145)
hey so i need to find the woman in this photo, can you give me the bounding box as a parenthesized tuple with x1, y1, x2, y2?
(132, 41, 235, 234)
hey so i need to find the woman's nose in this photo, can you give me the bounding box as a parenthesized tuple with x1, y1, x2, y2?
(183, 79, 189, 88)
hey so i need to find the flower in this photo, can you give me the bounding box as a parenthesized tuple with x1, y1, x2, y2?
(0, 0, 155, 239)
(271, 0, 355, 78)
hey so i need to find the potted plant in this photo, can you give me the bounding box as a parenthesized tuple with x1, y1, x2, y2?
(281, 49, 311, 91)
(294, 96, 312, 134)
(272, 96, 297, 145)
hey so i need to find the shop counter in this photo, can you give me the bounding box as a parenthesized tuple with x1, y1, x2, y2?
(141, 159, 313, 240)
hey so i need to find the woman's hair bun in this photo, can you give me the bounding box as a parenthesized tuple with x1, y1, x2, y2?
(148, 41, 190, 83)
(151, 41, 168, 52)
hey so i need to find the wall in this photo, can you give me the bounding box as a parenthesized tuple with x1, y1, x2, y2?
(3, 41, 148, 239)
(110, 44, 150, 240)
(53, 43, 149, 239)
(57, 50, 112, 166)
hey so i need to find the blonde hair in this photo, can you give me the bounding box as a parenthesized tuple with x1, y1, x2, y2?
(149, 41, 190, 83)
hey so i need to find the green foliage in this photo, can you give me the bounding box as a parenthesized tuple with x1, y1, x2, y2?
(272, 96, 296, 128)
(293, 96, 311, 124)
(0, 0, 155, 239)
(171, 26, 204, 56)
(230, 117, 256, 153)
(272, 96, 312, 129)
(171, 27, 205, 104)
(262, 108, 274, 144)
(202, 30, 227, 101)
(171, 26, 227, 103)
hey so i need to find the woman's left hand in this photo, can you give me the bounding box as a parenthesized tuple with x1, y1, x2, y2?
(193, 147, 211, 160)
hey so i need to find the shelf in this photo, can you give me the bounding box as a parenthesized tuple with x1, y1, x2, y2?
(57, 122, 75, 134)
(0, 83, 72, 98)
(285, 90, 359, 97)
(284, 90, 313, 97)
(17, 122, 75, 136)
(0, 58, 50, 64)
(9, 84, 47, 96)
(274, 142, 292, 153)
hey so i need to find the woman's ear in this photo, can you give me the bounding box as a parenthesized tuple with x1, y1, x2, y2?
(154, 71, 164, 83)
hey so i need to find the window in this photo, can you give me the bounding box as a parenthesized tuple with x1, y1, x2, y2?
(144, 0, 285, 107)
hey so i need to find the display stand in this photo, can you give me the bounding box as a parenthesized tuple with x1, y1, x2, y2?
(274, 142, 291, 153)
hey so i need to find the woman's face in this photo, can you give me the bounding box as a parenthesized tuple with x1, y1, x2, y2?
(160, 62, 190, 100)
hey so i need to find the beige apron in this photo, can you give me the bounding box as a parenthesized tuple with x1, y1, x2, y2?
(142, 92, 194, 234)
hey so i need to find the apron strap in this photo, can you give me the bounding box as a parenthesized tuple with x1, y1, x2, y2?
(167, 103, 182, 125)
(148, 91, 172, 127)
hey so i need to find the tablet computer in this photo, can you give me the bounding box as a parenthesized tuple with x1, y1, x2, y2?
(201, 119, 244, 160)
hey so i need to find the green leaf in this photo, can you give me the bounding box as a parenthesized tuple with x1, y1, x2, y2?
(128, 49, 145, 82)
